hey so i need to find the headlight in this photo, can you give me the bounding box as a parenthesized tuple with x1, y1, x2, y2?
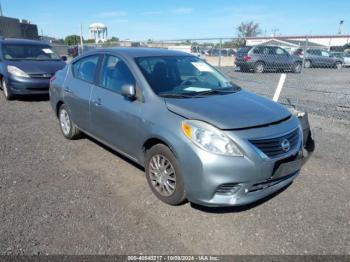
(182, 120, 243, 156)
(7, 65, 30, 78)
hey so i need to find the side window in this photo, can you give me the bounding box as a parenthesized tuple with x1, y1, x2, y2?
(276, 47, 287, 55)
(72, 55, 99, 83)
(253, 47, 263, 54)
(100, 55, 136, 93)
(321, 51, 330, 57)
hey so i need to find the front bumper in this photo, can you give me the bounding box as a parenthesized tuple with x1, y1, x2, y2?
(177, 115, 314, 207)
(6, 75, 50, 95)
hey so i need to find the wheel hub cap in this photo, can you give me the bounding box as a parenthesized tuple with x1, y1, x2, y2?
(59, 109, 71, 135)
(149, 154, 176, 197)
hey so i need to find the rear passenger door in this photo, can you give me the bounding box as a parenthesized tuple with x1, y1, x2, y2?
(89, 54, 144, 159)
(64, 54, 101, 131)
(274, 47, 293, 69)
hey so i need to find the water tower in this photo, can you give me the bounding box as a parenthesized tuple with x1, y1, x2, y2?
(89, 22, 108, 43)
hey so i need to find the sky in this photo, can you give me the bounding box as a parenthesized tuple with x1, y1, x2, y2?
(1, 0, 350, 40)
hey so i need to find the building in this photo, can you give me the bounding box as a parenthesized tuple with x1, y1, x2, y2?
(0, 15, 38, 39)
(252, 38, 327, 53)
(89, 23, 108, 44)
(246, 35, 350, 50)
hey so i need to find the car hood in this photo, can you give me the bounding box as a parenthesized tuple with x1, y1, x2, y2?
(6, 60, 66, 75)
(165, 90, 291, 130)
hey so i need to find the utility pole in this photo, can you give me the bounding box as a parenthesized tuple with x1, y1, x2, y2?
(0, 0, 4, 16)
(338, 20, 344, 35)
(80, 24, 84, 55)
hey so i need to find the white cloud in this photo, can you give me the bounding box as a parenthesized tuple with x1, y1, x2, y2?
(97, 11, 127, 17)
(172, 8, 193, 14)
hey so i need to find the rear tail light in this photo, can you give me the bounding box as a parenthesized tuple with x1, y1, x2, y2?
(244, 55, 252, 62)
(50, 76, 56, 84)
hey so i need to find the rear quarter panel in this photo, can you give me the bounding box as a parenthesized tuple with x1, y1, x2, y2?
(49, 64, 69, 116)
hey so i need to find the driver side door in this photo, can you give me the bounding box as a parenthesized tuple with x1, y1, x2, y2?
(89, 54, 144, 159)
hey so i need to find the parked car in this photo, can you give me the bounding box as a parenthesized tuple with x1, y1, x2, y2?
(343, 53, 350, 67)
(331, 52, 350, 67)
(235, 45, 303, 73)
(50, 48, 314, 207)
(294, 48, 343, 69)
(0, 39, 67, 100)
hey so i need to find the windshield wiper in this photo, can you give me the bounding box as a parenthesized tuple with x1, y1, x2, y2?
(191, 88, 239, 96)
(158, 92, 194, 98)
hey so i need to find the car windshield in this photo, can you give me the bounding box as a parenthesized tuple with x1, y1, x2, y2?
(2, 44, 60, 61)
(135, 56, 240, 97)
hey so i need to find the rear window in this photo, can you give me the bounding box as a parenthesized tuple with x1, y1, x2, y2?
(237, 47, 252, 54)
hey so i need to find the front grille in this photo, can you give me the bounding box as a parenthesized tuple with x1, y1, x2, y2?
(215, 183, 240, 195)
(250, 128, 300, 159)
(29, 73, 53, 79)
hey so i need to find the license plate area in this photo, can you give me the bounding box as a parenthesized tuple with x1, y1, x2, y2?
(272, 155, 304, 180)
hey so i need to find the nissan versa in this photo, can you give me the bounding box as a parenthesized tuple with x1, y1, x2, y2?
(50, 48, 314, 207)
(0, 39, 66, 100)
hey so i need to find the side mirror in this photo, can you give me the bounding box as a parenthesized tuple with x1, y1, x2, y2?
(61, 56, 68, 62)
(121, 84, 136, 99)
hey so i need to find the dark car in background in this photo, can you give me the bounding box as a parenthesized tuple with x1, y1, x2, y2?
(294, 48, 343, 69)
(0, 39, 66, 100)
(235, 45, 302, 73)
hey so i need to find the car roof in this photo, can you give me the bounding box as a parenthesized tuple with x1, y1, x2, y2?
(88, 47, 195, 58)
(0, 38, 50, 46)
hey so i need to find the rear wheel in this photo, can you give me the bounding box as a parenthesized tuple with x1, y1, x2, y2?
(292, 62, 302, 73)
(1, 78, 14, 100)
(145, 144, 186, 205)
(58, 104, 81, 140)
(335, 62, 342, 70)
(304, 60, 312, 68)
(254, 62, 265, 73)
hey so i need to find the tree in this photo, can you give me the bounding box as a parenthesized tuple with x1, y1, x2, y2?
(237, 21, 261, 38)
(110, 36, 119, 42)
(64, 35, 81, 46)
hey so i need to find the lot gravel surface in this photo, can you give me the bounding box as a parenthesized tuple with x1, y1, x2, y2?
(0, 68, 349, 255)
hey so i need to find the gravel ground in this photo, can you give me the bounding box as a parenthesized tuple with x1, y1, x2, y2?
(0, 74, 349, 255)
(221, 67, 350, 121)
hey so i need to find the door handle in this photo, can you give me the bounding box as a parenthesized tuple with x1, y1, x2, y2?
(93, 98, 102, 106)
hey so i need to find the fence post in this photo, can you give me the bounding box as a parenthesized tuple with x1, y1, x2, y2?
(219, 38, 222, 67)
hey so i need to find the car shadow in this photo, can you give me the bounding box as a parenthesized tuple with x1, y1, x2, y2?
(14, 94, 50, 102)
(190, 182, 292, 213)
(84, 135, 145, 172)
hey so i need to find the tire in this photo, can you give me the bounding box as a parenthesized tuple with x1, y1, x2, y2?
(254, 62, 265, 73)
(292, 62, 302, 73)
(304, 60, 312, 68)
(1, 78, 14, 100)
(145, 144, 186, 205)
(335, 62, 342, 70)
(58, 104, 81, 140)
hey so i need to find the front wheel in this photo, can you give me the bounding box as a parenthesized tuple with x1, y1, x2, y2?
(292, 62, 302, 73)
(58, 104, 81, 140)
(145, 144, 186, 205)
(1, 78, 14, 100)
(304, 60, 311, 68)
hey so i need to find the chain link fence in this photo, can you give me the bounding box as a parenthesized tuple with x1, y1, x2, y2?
(51, 36, 350, 120)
